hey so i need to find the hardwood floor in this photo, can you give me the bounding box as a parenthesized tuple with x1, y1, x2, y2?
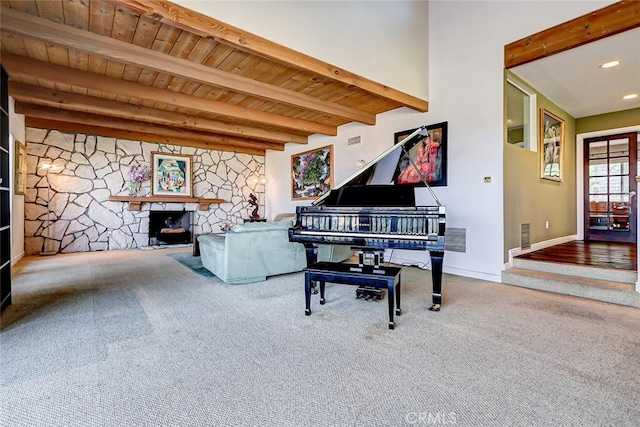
(516, 241, 637, 271)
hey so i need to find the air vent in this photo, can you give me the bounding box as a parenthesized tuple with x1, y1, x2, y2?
(347, 136, 361, 145)
(520, 223, 531, 249)
(444, 227, 466, 253)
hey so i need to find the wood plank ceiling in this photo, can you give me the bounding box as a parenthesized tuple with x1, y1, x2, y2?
(0, 0, 428, 156)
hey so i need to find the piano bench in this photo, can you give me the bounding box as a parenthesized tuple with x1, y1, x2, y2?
(303, 262, 402, 329)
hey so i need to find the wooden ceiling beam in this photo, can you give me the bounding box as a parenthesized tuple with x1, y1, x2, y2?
(2, 53, 335, 136)
(9, 81, 307, 145)
(25, 117, 266, 156)
(2, 7, 375, 124)
(15, 102, 283, 151)
(505, 1, 640, 68)
(107, 0, 429, 113)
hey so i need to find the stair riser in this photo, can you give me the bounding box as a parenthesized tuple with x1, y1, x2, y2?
(513, 258, 636, 284)
(501, 271, 640, 309)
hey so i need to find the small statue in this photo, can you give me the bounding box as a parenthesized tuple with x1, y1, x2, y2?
(249, 193, 260, 220)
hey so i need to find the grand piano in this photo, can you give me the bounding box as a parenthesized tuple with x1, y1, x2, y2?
(288, 126, 446, 311)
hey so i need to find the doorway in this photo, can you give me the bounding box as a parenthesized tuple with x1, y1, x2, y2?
(584, 132, 637, 243)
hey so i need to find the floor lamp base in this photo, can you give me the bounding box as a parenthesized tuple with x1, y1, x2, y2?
(39, 251, 57, 256)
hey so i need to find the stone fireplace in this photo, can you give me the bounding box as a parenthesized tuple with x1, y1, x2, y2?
(148, 210, 193, 246)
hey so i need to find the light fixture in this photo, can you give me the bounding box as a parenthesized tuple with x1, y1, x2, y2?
(39, 160, 63, 256)
(622, 93, 638, 100)
(600, 60, 620, 69)
(252, 175, 267, 184)
(356, 159, 366, 168)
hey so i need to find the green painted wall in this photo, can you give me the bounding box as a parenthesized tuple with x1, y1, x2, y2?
(576, 108, 640, 134)
(503, 72, 577, 262)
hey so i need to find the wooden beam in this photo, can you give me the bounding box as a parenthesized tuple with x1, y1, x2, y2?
(25, 117, 266, 156)
(505, 1, 640, 68)
(107, 0, 429, 112)
(2, 53, 335, 136)
(9, 81, 307, 145)
(16, 102, 283, 151)
(1, 7, 375, 124)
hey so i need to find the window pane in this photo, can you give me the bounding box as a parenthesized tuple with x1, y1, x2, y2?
(589, 177, 608, 194)
(589, 162, 608, 177)
(609, 160, 629, 175)
(506, 81, 530, 149)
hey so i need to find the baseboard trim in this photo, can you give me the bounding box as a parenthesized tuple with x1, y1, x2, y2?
(505, 234, 578, 270)
(11, 251, 25, 266)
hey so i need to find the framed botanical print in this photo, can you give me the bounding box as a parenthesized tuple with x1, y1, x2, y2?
(151, 152, 193, 196)
(540, 109, 564, 182)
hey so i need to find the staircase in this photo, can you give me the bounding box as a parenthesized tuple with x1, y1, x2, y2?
(502, 257, 640, 309)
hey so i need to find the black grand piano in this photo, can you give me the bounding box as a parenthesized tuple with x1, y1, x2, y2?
(288, 126, 446, 312)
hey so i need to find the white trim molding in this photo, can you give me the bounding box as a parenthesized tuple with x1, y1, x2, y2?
(505, 234, 578, 270)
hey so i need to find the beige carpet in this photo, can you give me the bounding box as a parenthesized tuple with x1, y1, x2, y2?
(1, 248, 639, 426)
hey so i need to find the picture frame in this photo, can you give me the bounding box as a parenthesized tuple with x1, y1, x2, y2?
(392, 121, 448, 187)
(291, 144, 333, 200)
(540, 109, 564, 182)
(14, 140, 26, 195)
(151, 152, 193, 197)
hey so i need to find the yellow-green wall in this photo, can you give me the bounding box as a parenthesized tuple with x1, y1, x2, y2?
(576, 108, 640, 134)
(503, 72, 577, 262)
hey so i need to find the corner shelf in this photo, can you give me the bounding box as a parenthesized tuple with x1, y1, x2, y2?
(108, 195, 225, 211)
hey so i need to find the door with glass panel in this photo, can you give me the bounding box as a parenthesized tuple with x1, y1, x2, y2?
(584, 133, 637, 243)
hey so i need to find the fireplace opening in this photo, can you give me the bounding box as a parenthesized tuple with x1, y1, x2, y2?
(148, 210, 193, 246)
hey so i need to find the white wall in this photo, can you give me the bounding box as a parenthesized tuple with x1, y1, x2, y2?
(9, 97, 25, 264)
(172, 0, 429, 99)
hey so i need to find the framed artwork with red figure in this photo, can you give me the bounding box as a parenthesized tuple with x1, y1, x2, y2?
(393, 122, 448, 187)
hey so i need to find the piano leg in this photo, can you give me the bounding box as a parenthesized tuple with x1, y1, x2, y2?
(304, 244, 319, 294)
(428, 250, 444, 312)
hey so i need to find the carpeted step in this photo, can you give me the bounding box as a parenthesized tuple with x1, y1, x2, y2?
(513, 257, 636, 284)
(502, 267, 640, 309)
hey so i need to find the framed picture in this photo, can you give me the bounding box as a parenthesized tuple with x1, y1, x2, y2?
(540, 109, 564, 182)
(291, 144, 333, 200)
(151, 152, 193, 196)
(14, 140, 26, 195)
(392, 121, 448, 187)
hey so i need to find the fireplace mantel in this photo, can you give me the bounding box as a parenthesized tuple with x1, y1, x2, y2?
(108, 195, 225, 211)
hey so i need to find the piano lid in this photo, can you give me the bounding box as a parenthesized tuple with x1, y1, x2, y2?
(313, 126, 441, 206)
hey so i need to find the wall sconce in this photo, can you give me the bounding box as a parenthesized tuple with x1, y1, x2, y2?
(39, 160, 63, 256)
(252, 175, 267, 185)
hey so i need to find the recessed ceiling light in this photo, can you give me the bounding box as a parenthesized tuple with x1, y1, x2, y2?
(622, 93, 638, 100)
(600, 60, 621, 69)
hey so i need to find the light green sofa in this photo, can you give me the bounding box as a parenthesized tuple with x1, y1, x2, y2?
(197, 220, 352, 284)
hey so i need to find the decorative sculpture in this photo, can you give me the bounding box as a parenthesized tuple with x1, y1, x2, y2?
(249, 193, 260, 220)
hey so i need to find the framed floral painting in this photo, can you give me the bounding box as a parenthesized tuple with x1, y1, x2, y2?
(291, 145, 333, 200)
(151, 152, 193, 197)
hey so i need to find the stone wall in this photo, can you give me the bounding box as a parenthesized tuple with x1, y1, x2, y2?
(24, 128, 265, 254)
